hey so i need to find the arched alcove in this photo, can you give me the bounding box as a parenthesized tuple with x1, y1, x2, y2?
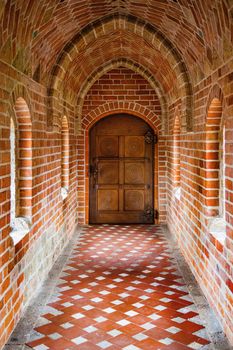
(10, 118, 16, 228)
(173, 115, 181, 200)
(206, 98, 223, 215)
(10, 97, 32, 244)
(206, 96, 226, 243)
(14, 97, 32, 218)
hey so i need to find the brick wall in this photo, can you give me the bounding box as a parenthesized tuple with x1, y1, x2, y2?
(167, 68, 233, 344)
(0, 60, 78, 349)
(82, 68, 162, 117)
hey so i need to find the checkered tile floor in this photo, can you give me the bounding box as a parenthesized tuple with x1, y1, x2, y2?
(27, 225, 211, 350)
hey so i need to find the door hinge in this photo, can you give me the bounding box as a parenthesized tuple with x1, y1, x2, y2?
(144, 131, 158, 144)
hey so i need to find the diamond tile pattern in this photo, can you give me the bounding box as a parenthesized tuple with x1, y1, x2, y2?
(27, 225, 211, 350)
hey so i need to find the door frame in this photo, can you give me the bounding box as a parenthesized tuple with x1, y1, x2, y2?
(85, 111, 159, 225)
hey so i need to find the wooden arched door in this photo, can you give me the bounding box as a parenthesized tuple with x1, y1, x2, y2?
(89, 114, 156, 224)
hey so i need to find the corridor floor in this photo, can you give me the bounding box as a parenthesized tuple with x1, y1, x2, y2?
(5, 225, 232, 350)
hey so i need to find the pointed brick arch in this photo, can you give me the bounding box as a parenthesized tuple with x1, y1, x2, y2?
(48, 14, 193, 132)
(82, 102, 162, 133)
(76, 58, 167, 134)
(11, 84, 33, 116)
(206, 85, 224, 128)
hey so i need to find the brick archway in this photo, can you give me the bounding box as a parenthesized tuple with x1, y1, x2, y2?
(48, 14, 193, 132)
(82, 102, 162, 133)
(77, 105, 166, 225)
(76, 58, 167, 134)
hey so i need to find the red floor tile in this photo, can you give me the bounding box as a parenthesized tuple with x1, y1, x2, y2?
(26, 225, 211, 350)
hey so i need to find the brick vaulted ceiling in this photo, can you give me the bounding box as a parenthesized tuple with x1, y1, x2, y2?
(0, 0, 232, 96)
(57, 29, 178, 94)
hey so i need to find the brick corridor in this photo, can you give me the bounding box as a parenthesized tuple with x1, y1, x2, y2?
(26, 225, 213, 350)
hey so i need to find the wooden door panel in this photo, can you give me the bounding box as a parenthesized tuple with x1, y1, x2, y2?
(125, 136, 145, 157)
(124, 162, 145, 184)
(90, 114, 155, 224)
(98, 189, 119, 211)
(94, 115, 149, 135)
(98, 161, 119, 184)
(124, 190, 145, 211)
(97, 136, 119, 157)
